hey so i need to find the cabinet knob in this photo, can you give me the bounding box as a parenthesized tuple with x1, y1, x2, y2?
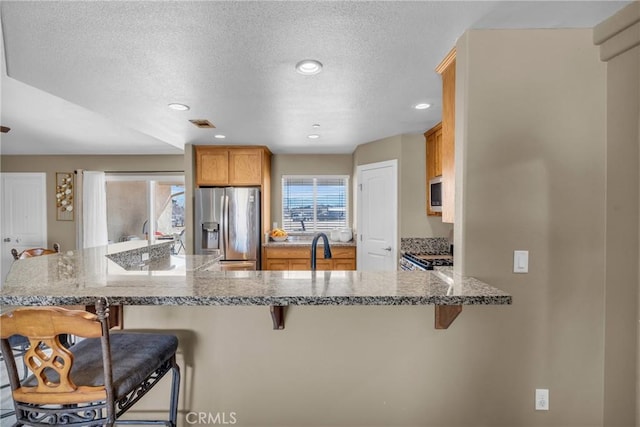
(383, 246, 392, 251)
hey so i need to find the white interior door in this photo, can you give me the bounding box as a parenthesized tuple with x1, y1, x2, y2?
(356, 160, 397, 271)
(1, 173, 47, 284)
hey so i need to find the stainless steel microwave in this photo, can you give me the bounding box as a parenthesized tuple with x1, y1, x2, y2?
(429, 176, 442, 212)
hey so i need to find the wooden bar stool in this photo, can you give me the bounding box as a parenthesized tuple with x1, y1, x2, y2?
(0, 300, 180, 427)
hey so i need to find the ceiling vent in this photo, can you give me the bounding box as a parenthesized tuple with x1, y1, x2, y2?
(189, 120, 215, 129)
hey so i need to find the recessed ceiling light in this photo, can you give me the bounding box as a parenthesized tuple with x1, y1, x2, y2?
(312, 124, 321, 128)
(414, 103, 431, 110)
(296, 60, 323, 75)
(168, 103, 190, 111)
(214, 134, 226, 139)
(307, 134, 320, 139)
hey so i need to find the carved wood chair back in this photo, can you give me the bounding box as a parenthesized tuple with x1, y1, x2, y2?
(0, 302, 180, 427)
(11, 242, 61, 260)
(0, 306, 106, 404)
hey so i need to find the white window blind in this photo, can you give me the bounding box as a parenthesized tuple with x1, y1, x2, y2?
(281, 175, 349, 232)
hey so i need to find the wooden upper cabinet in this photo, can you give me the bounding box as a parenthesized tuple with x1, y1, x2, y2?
(195, 146, 269, 187)
(425, 122, 443, 217)
(436, 48, 456, 224)
(433, 128, 443, 177)
(228, 149, 262, 185)
(196, 148, 229, 185)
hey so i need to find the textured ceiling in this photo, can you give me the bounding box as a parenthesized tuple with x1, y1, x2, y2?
(0, 1, 631, 155)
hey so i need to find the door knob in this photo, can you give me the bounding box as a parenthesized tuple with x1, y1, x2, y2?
(3, 238, 10, 242)
(383, 246, 392, 251)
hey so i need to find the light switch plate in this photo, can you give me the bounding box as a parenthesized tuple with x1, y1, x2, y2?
(514, 250, 528, 273)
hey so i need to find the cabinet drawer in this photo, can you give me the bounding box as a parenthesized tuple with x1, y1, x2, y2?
(334, 259, 356, 270)
(265, 247, 309, 259)
(314, 259, 333, 270)
(289, 259, 311, 270)
(331, 247, 356, 258)
(265, 259, 289, 270)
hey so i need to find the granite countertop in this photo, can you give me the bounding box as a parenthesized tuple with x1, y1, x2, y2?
(0, 241, 511, 307)
(263, 232, 357, 248)
(263, 240, 357, 248)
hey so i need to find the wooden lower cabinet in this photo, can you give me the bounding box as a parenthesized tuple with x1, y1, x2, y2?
(264, 246, 356, 270)
(334, 258, 356, 270)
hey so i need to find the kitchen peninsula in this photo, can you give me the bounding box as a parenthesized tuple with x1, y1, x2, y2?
(1, 241, 511, 330)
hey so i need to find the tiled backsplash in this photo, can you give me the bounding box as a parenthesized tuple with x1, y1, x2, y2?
(400, 237, 450, 254)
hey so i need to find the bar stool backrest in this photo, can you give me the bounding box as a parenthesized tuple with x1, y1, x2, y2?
(11, 242, 61, 260)
(0, 307, 108, 405)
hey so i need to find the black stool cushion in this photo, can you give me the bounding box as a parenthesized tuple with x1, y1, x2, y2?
(24, 333, 178, 399)
(7, 334, 29, 348)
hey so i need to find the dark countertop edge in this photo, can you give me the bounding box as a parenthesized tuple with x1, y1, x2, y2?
(0, 295, 512, 306)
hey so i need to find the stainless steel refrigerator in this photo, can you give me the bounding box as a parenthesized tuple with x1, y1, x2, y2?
(195, 187, 261, 270)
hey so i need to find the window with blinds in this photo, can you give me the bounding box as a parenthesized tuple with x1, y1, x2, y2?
(281, 175, 349, 232)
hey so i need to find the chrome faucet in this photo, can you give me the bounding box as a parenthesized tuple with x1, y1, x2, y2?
(311, 232, 332, 270)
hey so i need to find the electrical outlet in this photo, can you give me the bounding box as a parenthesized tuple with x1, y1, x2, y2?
(535, 389, 549, 411)
(141, 252, 150, 262)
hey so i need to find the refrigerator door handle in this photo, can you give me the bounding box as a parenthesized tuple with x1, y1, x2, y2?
(222, 193, 229, 258)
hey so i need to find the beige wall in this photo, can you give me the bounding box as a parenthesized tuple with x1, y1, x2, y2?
(594, 3, 640, 425)
(270, 154, 354, 229)
(602, 42, 640, 427)
(400, 133, 454, 238)
(0, 155, 184, 250)
(353, 134, 454, 239)
(457, 27, 609, 426)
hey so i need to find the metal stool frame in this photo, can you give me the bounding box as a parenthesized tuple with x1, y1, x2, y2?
(0, 300, 180, 427)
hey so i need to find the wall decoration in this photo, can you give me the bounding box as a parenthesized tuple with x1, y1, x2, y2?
(56, 172, 74, 221)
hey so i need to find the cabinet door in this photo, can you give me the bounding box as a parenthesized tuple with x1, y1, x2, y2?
(196, 148, 229, 186)
(334, 259, 356, 271)
(314, 259, 333, 270)
(289, 259, 311, 270)
(433, 127, 443, 177)
(229, 149, 262, 185)
(265, 259, 289, 271)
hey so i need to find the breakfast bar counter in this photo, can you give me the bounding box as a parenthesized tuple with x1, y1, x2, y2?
(0, 241, 511, 329)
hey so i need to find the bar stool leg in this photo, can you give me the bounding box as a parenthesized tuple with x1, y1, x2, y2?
(169, 356, 181, 427)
